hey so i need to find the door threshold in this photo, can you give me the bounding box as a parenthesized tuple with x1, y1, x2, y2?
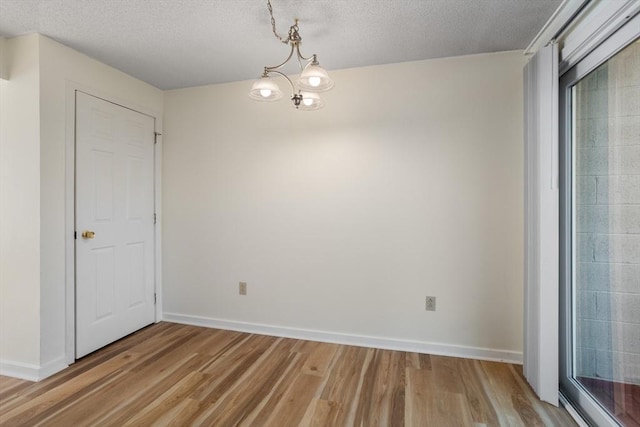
(559, 392, 590, 427)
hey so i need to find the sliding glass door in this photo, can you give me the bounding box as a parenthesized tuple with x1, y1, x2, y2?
(560, 17, 639, 427)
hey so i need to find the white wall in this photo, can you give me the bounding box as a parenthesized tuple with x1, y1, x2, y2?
(0, 34, 163, 379)
(163, 51, 527, 361)
(0, 34, 41, 368)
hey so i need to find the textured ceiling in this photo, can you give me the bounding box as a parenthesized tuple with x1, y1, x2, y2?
(0, 0, 562, 90)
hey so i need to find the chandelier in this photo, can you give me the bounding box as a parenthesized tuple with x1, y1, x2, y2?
(248, 0, 334, 110)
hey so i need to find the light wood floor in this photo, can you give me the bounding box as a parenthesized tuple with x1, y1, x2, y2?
(0, 322, 576, 426)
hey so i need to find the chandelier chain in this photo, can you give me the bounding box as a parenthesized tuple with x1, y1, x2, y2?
(267, 0, 289, 44)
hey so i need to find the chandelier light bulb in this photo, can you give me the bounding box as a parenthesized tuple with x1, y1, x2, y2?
(303, 97, 314, 106)
(308, 76, 321, 87)
(260, 89, 272, 98)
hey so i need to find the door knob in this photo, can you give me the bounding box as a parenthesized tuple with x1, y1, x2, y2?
(82, 230, 95, 239)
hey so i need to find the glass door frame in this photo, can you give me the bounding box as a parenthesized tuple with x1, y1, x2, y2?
(559, 14, 639, 427)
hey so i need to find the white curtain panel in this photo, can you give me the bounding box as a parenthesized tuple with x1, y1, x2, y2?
(523, 42, 559, 406)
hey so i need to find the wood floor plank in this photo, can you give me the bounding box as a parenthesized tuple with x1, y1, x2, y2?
(407, 365, 476, 427)
(0, 322, 577, 426)
(353, 349, 406, 427)
(406, 352, 432, 371)
(300, 341, 339, 377)
(30, 370, 133, 427)
(432, 355, 465, 394)
(40, 352, 208, 427)
(419, 353, 433, 371)
(432, 391, 475, 426)
(0, 377, 28, 396)
(191, 334, 277, 404)
(126, 328, 203, 373)
(93, 353, 214, 426)
(195, 338, 299, 426)
(299, 398, 341, 427)
(459, 359, 500, 426)
(122, 370, 210, 426)
(318, 345, 373, 425)
(262, 372, 324, 427)
(162, 398, 203, 427)
(243, 349, 310, 424)
(480, 360, 545, 426)
(1, 351, 139, 427)
(0, 395, 27, 419)
(405, 366, 432, 426)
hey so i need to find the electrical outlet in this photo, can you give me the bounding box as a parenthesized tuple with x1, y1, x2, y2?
(425, 296, 436, 311)
(239, 282, 247, 295)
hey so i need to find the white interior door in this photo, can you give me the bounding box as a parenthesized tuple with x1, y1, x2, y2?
(75, 91, 156, 358)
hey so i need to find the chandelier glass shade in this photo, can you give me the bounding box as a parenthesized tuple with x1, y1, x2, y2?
(298, 61, 334, 92)
(297, 91, 324, 110)
(248, 76, 283, 101)
(249, 2, 333, 110)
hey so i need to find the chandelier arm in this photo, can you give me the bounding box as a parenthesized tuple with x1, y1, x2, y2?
(295, 44, 315, 62)
(296, 53, 304, 72)
(264, 44, 296, 72)
(265, 70, 297, 94)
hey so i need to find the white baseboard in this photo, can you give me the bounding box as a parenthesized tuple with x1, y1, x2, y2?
(163, 312, 523, 364)
(0, 360, 41, 382)
(39, 356, 68, 380)
(0, 356, 68, 382)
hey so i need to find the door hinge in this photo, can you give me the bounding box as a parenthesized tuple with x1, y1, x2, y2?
(154, 213, 157, 224)
(74, 231, 77, 240)
(154, 132, 162, 144)
(154, 293, 157, 304)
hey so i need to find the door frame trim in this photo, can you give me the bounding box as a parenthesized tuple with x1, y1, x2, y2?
(64, 84, 163, 364)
